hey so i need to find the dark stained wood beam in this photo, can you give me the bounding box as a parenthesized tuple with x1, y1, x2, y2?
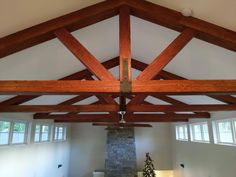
(92, 123, 153, 127)
(55, 28, 116, 81)
(119, 6, 131, 81)
(33, 94, 93, 119)
(56, 118, 188, 123)
(0, 105, 119, 113)
(1, 0, 235, 59)
(39, 113, 189, 122)
(0, 0, 124, 58)
(127, 0, 236, 51)
(35, 113, 208, 119)
(137, 28, 196, 81)
(0, 80, 236, 95)
(127, 104, 236, 112)
(0, 57, 119, 105)
(151, 94, 210, 118)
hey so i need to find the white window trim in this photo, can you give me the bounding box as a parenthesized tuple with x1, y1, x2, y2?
(190, 122, 210, 143)
(33, 123, 52, 143)
(175, 124, 188, 141)
(213, 119, 236, 146)
(53, 124, 67, 142)
(0, 119, 29, 147)
(10, 121, 28, 145)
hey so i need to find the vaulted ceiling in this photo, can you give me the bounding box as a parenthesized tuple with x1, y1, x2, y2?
(0, 0, 236, 124)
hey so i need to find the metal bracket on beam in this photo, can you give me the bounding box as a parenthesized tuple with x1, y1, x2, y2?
(120, 58, 131, 93)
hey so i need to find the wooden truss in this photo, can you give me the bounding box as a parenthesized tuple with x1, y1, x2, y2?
(0, 0, 236, 123)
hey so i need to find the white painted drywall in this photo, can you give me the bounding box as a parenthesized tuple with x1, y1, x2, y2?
(171, 112, 236, 177)
(0, 113, 71, 177)
(69, 123, 173, 177)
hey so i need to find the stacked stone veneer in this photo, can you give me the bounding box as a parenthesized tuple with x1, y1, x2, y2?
(105, 127, 137, 177)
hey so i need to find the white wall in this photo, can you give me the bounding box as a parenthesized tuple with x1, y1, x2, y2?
(0, 113, 71, 177)
(135, 123, 172, 170)
(171, 112, 236, 177)
(69, 123, 173, 177)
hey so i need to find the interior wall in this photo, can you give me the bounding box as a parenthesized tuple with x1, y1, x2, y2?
(69, 123, 172, 177)
(0, 113, 71, 177)
(171, 112, 236, 177)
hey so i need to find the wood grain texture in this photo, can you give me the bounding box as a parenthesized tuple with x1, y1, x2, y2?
(136, 28, 196, 81)
(119, 6, 131, 81)
(55, 28, 116, 81)
(0, 105, 119, 113)
(127, 104, 236, 112)
(0, 57, 119, 105)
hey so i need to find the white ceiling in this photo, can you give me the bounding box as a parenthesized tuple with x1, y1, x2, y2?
(0, 1, 236, 116)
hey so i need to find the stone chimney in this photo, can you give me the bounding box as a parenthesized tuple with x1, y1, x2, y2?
(105, 127, 137, 177)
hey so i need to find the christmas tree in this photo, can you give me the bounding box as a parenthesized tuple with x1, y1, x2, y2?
(143, 153, 156, 177)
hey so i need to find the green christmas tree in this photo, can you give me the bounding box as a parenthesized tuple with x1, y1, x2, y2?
(143, 153, 156, 177)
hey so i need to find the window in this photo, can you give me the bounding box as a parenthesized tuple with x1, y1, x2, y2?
(0, 121, 10, 145)
(34, 124, 50, 143)
(12, 122, 27, 144)
(54, 125, 67, 141)
(190, 122, 210, 143)
(175, 124, 188, 141)
(213, 119, 236, 145)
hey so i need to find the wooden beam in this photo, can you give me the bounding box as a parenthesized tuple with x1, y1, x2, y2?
(34, 94, 93, 119)
(0, 80, 120, 95)
(119, 6, 131, 81)
(0, 105, 119, 113)
(1, 0, 236, 59)
(37, 113, 189, 122)
(55, 28, 116, 81)
(151, 95, 210, 118)
(137, 28, 196, 81)
(0, 80, 236, 95)
(35, 113, 208, 119)
(92, 123, 153, 127)
(127, 104, 236, 112)
(0, 57, 119, 105)
(127, 0, 236, 51)
(132, 80, 236, 95)
(56, 119, 188, 123)
(0, 0, 124, 58)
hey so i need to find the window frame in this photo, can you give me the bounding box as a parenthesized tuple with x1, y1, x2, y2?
(0, 120, 11, 146)
(190, 122, 210, 143)
(213, 119, 236, 146)
(0, 119, 28, 146)
(10, 121, 28, 145)
(33, 123, 51, 143)
(175, 124, 189, 141)
(53, 125, 67, 142)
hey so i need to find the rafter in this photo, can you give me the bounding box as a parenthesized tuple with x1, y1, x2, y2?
(55, 28, 116, 81)
(0, 58, 119, 105)
(137, 28, 196, 81)
(119, 6, 131, 81)
(33, 94, 93, 119)
(127, 104, 236, 112)
(45, 113, 190, 122)
(1, 0, 235, 59)
(0, 0, 124, 58)
(35, 113, 208, 120)
(131, 58, 236, 105)
(0, 105, 119, 113)
(127, 0, 236, 51)
(0, 80, 235, 95)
